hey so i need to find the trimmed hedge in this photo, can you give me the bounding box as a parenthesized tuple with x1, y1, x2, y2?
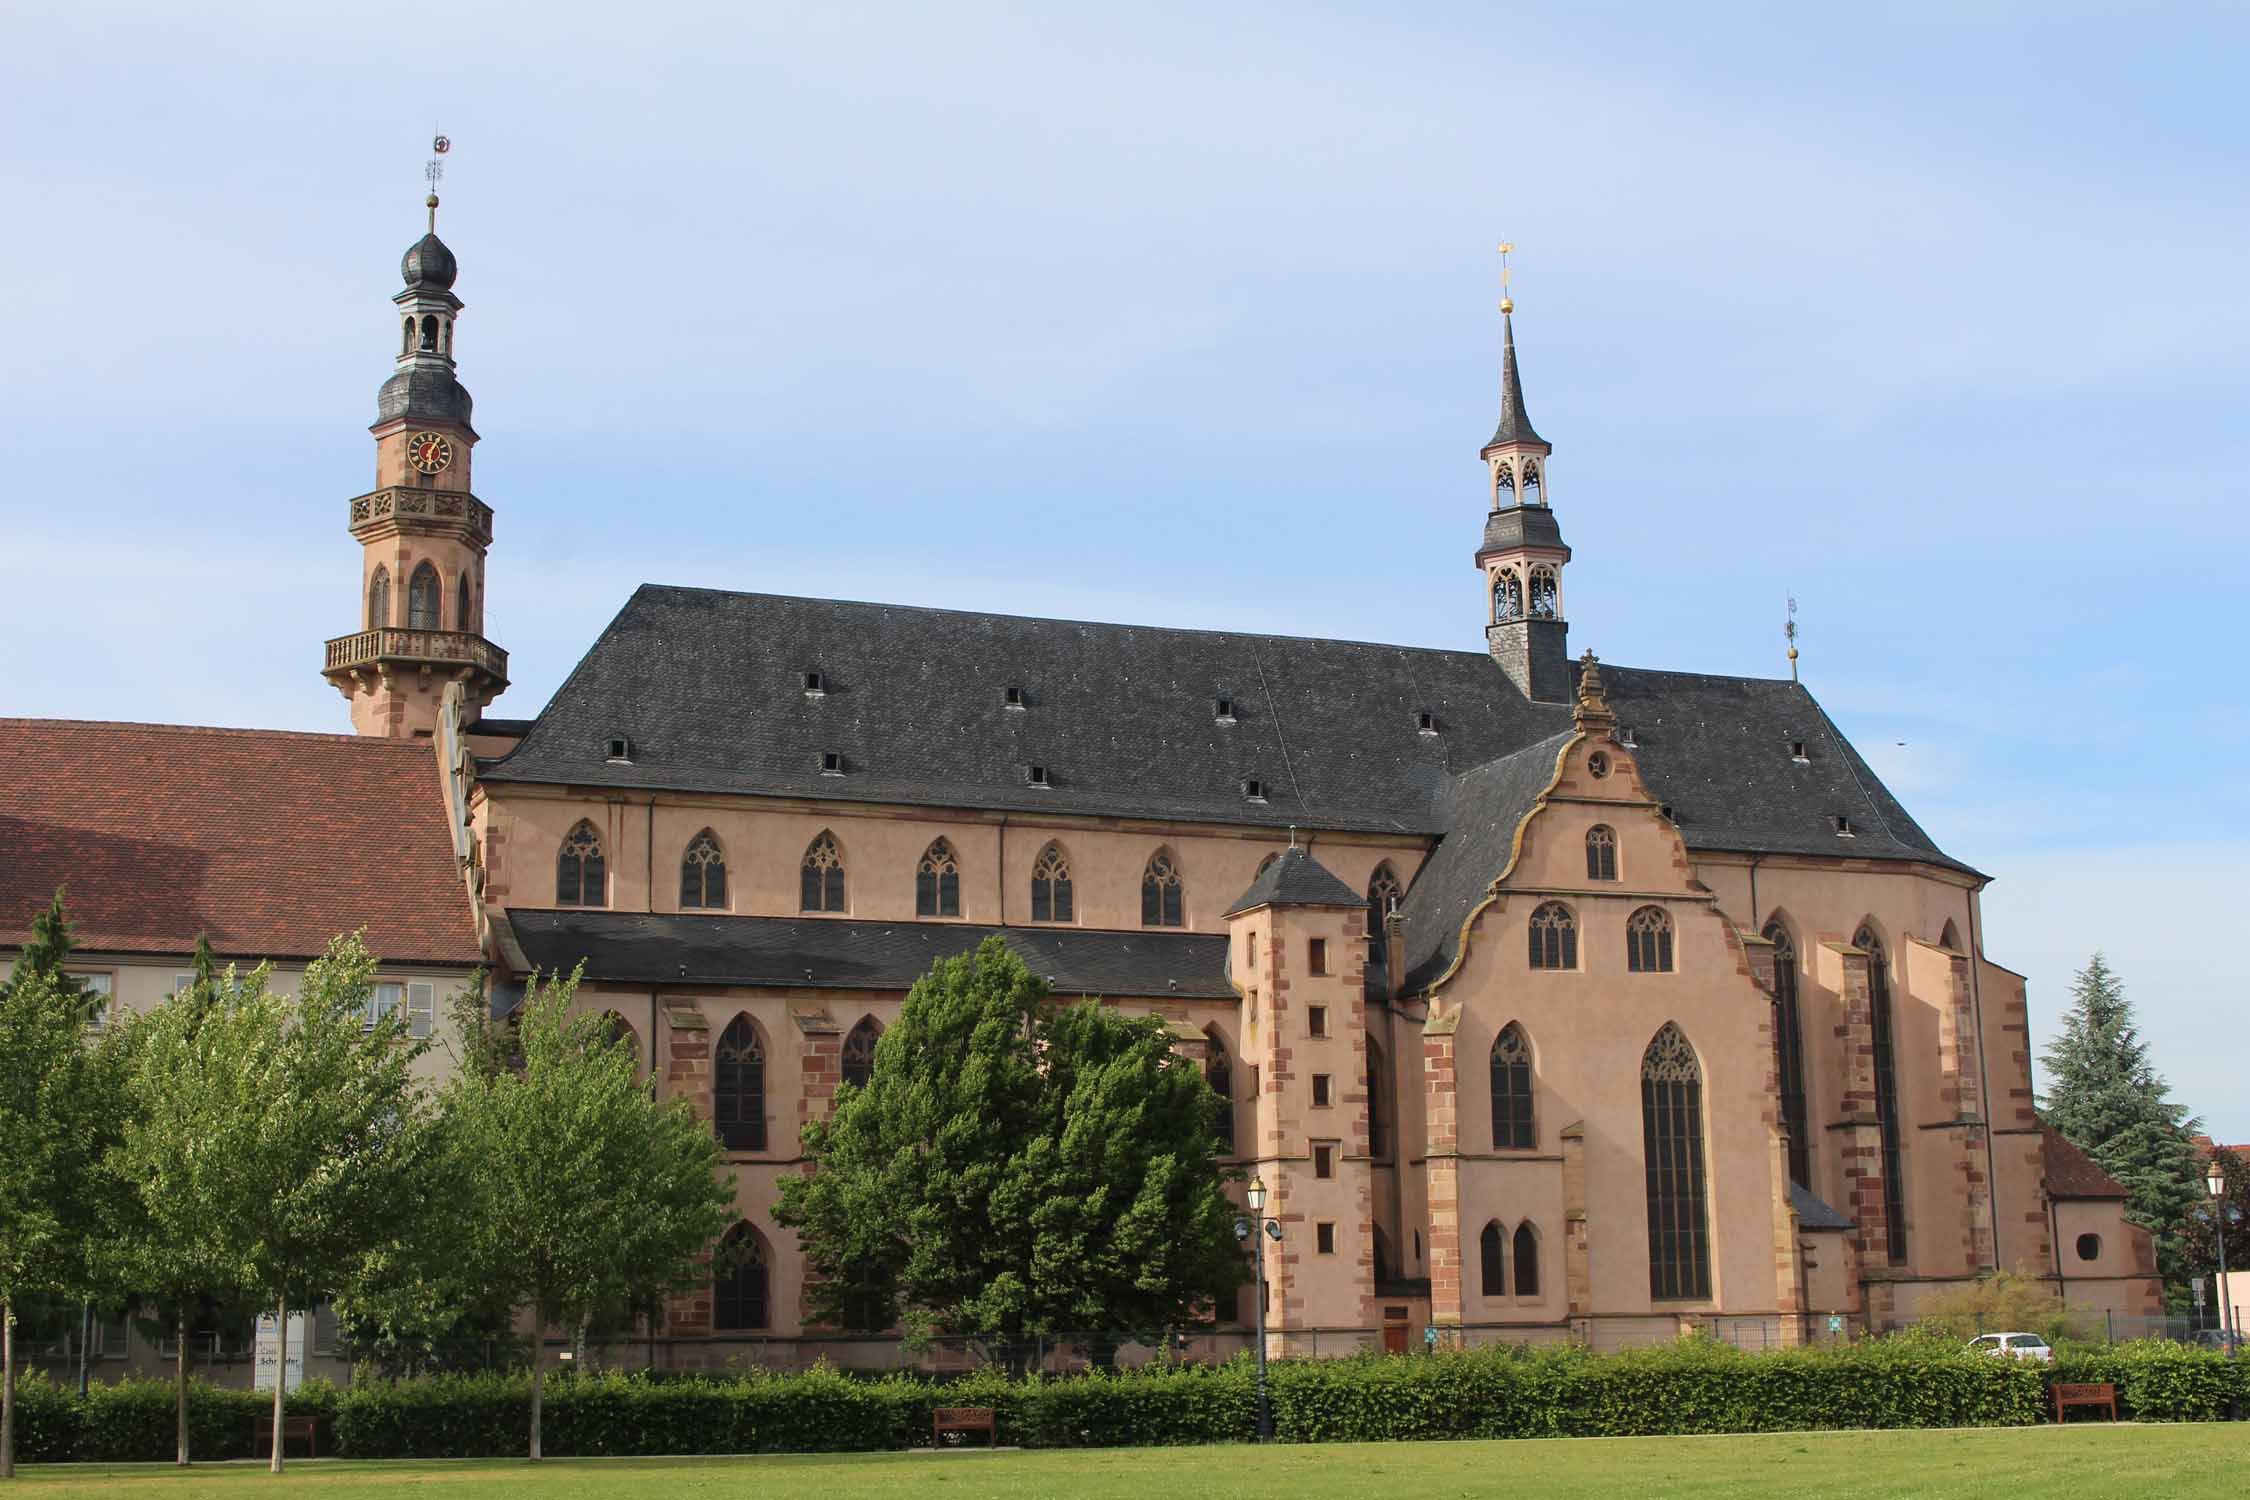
(11, 1339, 2243, 1463)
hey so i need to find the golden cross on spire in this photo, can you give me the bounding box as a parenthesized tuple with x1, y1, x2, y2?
(1497, 240, 1515, 315)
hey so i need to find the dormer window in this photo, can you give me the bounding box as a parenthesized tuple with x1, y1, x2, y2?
(1243, 777, 1269, 803)
(1003, 685, 1026, 709)
(1027, 764, 1051, 788)
(820, 751, 844, 776)
(1617, 724, 1639, 749)
(802, 671, 827, 696)
(1790, 739, 1811, 765)
(605, 736, 633, 764)
(1215, 696, 1236, 724)
(1416, 711, 1438, 736)
(1835, 814, 1856, 838)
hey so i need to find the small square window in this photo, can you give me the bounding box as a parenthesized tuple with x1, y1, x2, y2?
(1309, 938, 1328, 975)
(1316, 1222, 1336, 1255)
(1027, 764, 1050, 787)
(1308, 1004, 1329, 1038)
(1790, 740, 1810, 764)
(1244, 777, 1268, 802)
(1215, 696, 1235, 722)
(820, 751, 844, 775)
(1835, 815, 1856, 838)
(803, 670, 826, 694)
(1313, 1142, 1335, 1178)
(1417, 711, 1437, 735)
(1003, 685, 1026, 709)
(1312, 1074, 1333, 1108)
(605, 736, 633, 763)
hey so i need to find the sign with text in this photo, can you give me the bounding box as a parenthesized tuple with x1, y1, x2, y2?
(253, 1312, 306, 1393)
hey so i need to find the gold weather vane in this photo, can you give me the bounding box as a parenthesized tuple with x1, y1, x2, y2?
(1498, 240, 1516, 315)
(424, 133, 450, 232)
(1785, 595, 1800, 681)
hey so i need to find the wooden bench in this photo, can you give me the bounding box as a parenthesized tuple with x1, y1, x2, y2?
(2052, 1382, 2118, 1424)
(253, 1415, 321, 1458)
(932, 1405, 997, 1448)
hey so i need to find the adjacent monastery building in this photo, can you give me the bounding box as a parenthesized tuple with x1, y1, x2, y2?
(2, 200, 2160, 1374)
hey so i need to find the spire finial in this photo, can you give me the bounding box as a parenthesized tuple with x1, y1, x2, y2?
(1574, 649, 1615, 732)
(1497, 239, 1515, 316)
(1785, 596, 1800, 682)
(424, 133, 450, 233)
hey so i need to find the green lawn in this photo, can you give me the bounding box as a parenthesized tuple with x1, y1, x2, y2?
(11, 1426, 2248, 1499)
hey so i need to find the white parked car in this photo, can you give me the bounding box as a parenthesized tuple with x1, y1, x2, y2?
(1968, 1332, 2054, 1362)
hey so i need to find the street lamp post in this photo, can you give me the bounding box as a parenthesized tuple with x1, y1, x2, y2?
(1235, 1175, 1282, 1441)
(2210, 1159, 2234, 1359)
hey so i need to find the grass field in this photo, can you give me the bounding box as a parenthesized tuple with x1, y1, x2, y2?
(10, 1426, 2246, 1499)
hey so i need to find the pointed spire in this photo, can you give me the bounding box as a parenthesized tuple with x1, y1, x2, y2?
(1486, 310, 1547, 451)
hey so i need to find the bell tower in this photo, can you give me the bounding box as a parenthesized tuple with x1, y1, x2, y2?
(322, 141, 508, 737)
(1476, 247, 1571, 703)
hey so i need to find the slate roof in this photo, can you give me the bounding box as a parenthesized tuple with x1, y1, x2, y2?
(1789, 1180, 1855, 1232)
(2041, 1124, 2132, 1200)
(1484, 312, 1547, 450)
(1223, 846, 1366, 917)
(507, 909, 1236, 999)
(0, 719, 481, 966)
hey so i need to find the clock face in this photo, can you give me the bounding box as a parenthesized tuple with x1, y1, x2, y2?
(406, 431, 454, 475)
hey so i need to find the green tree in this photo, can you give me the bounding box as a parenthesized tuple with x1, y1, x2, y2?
(2038, 952, 2207, 1300)
(0, 963, 126, 1479)
(112, 935, 434, 1473)
(2179, 1147, 2249, 1322)
(776, 937, 1243, 1370)
(444, 967, 734, 1459)
(6, 890, 96, 1024)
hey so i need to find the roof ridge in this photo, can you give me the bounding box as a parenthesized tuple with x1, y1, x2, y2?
(0, 717, 410, 747)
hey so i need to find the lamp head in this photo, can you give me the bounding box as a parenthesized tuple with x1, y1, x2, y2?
(2211, 1160, 2228, 1200)
(1247, 1176, 1267, 1214)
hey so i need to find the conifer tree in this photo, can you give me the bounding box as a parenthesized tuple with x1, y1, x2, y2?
(6, 890, 93, 1023)
(2039, 952, 2206, 1297)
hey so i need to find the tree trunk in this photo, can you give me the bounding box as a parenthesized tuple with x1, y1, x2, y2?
(268, 1296, 287, 1475)
(529, 1355, 544, 1462)
(75, 1304, 89, 1400)
(4, 1294, 18, 1481)
(175, 1308, 190, 1466)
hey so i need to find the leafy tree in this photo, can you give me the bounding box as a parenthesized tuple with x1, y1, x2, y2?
(2038, 953, 2207, 1300)
(2179, 1146, 2249, 1324)
(0, 964, 125, 1479)
(444, 967, 734, 1459)
(777, 937, 1243, 1370)
(1914, 1269, 2090, 1344)
(112, 935, 434, 1473)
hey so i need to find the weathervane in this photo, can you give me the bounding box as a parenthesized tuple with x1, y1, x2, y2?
(1497, 239, 1516, 315)
(424, 133, 450, 232)
(1785, 596, 1800, 682)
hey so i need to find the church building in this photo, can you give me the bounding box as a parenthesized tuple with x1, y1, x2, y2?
(5, 197, 2161, 1371)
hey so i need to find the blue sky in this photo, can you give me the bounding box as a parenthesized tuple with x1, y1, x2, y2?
(4, 2, 2244, 1136)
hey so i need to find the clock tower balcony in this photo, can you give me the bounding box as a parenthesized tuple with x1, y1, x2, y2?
(322, 627, 509, 690)
(347, 486, 493, 546)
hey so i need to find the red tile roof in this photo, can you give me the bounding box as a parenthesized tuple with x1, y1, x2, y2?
(0, 719, 481, 967)
(2041, 1124, 2132, 1201)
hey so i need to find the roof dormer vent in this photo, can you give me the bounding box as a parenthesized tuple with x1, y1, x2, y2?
(1790, 739, 1811, 765)
(604, 736, 633, 764)
(1835, 814, 1856, 838)
(1243, 777, 1269, 803)
(1026, 763, 1051, 788)
(1659, 802, 1675, 821)
(1617, 724, 1638, 749)
(1003, 685, 1026, 710)
(1215, 695, 1236, 724)
(802, 670, 827, 696)
(820, 750, 844, 776)
(1416, 710, 1439, 736)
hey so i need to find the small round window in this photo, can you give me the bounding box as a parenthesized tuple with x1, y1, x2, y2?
(1587, 752, 1610, 779)
(2074, 1233, 2102, 1263)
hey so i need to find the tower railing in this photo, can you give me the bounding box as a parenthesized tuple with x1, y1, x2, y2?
(324, 628, 508, 680)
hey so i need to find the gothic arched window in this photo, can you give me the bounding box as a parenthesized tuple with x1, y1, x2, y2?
(680, 829, 728, 910)
(841, 1016, 881, 1090)
(1522, 461, 1543, 504)
(1940, 918, 1963, 951)
(714, 1015, 767, 1151)
(713, 1223, 769, 1331)
(1626, 906, 1674, 973)
(1528, 566, 1559, 620)
(800, 831, 846, 913)
(1766, 919, 1811, 1190)
(1492, 570, 1523, 623)
(1479, 1220, 1506, 1298)
(1493, 461, 1515, 500)
(1031, 842, 1074, 923)
(1528, 902, 1576, 970)
(457, 572, 473, 633)
(1204, 1027, 1234, 1153)
(1141, 849, 1184, 928)
(1585, 825, 1618, 881)
(419, 314, 440, 352)
(1857, 924, 1909, 1264)
(407, 562, 441, 629)
(556, 820, 606, 907)
(1642, 1022, 1711, 1300)
(916, 838, 961, 918)
(1491, 1022, 1535, 1149)
(1368, 863, 1403, 927)
(366, 566, 390, 630)
(1513, 1223, 1541, 1297)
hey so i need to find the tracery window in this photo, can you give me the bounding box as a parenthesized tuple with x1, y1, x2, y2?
(1522, 461, 1543, 504)
(1479, 1221, 1506, 1298)
(1030, 842, 1074, 923)
(1626, 906, 1674, 973)
(1493, 461, 1515, 500)
(841, 1016, 881, 1091)
(366, 566, 390, 630)
(1528, 566, 1559, 620)
(715, 1015, 767, 1151)
(1205, 1027, 1234, 1153)
(1367, 863, 1403, 929)
(1642, 1022, 1712, 1300)
(1141, 849, 1184, 928)
(1492, 570, 1523, 623)
(1856, 925, 1909, 1263)
(1491, 1022, 1535, 1149)
(1585, 825, 1618, 881)
(916, 838, 961, 918)
(407, 562, 441, 629)
(713, 1223, 769, 1330)
(1527, 902, 1576, 970)
(1765, 920, 1811, 1189)
(556, 820, 606, 907)
(1512, 1223, 1541, 1297)
(680, 829, 728, 909)
(800, 831, 846, 913)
